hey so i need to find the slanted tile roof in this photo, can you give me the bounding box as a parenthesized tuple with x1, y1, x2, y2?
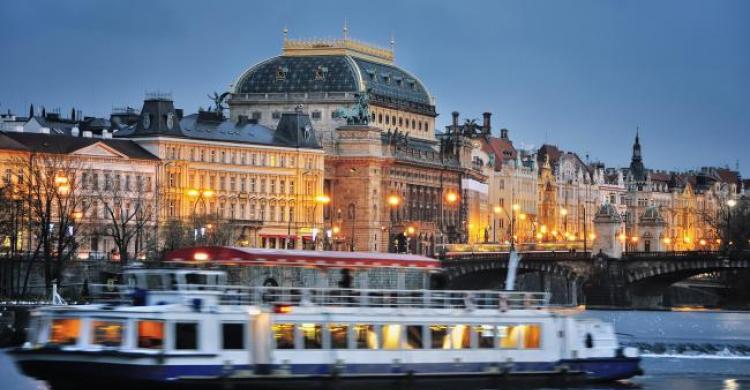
(0, 132, 159, 160)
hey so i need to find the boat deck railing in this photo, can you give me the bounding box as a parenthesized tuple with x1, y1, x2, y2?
(88, 284, 550, 310)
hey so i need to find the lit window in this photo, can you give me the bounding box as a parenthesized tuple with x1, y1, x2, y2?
(449, 325, 471, 349)
(523, 324, 541, 349)
(300, 323, 322, 349)
(91, 320, 124, 347)
(49, 318, 80, 346)
(429, 325, 449, 349)
(475, 325, 495, 349)
(137, 320, 164, 349)
(381, 324, 401, 350)
(498, 325, 520, 349)
(273, 323, 295, 349)
(329, 324, 348, 349)
(405, 325, 423, 349)
(354, 324, 378, 349)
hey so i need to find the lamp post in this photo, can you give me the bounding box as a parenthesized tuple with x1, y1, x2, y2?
(726, 198, 737, 251)
(386, 194, 401, 253)
(444, 191, 458, 243)
(186, 189, 214, 242)
(312, 195, 330, 250)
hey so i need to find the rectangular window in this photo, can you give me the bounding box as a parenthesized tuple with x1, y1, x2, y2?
(475, 325, 495, 349)
(273, 323, 295, 349)
(300, 323, 322, 349)
(405, 325, 423, 349)
(49, 318, 80, 346)
(91, 320, 124, 347)
(498, 325, 520, 349)
(523, 324, 541, 349)
(137, 320, 164, 349)
(381, 324, 401, 350)
(430, 325, 449, 349)
(329, 324, 348, 349)
(354, 324, 378, 349)
(449, 325, 471, 349)
(175, 322, 199, 350)
(222, 323, 245, 350)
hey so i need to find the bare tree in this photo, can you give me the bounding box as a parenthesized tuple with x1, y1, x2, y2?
(94, 173, 155, 266)
(16, 153, 90, 291)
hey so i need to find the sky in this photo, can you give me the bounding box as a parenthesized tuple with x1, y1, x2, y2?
(1, 0, 749, 174)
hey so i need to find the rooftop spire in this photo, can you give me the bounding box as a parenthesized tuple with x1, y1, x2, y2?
(343, 18, 348, 40)
(390, 31, 395, 52)
(283, 25, 288, 42)
(632, 126, 642, 163)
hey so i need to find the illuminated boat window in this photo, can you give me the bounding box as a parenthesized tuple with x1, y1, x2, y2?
(429, 325, 449, 349)
(405, 325, 424, 349)
(91, 320, 124, 347)
(273, 323, 295, 349)
(498, 325, 521, 349)
(449, 325, 471, 349)
(523, 324, 542, 349)
(328, 324, 348, 349)
(175, 322, 199, 350)
(354, 324, 378, 349)
(381, 324, 401, 350)
(49, 318, 80, 346)
(222, 323, 245, 350)
(475, 325, 496, 349)
(137, 320, 164, 349)
(300, 323, 322, 349)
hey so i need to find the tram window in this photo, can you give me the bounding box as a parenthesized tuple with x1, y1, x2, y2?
(498, 325, 521, 349)
(329, 324, 348, 349)
(175, 322, 199, 350)
(450, 325, 471, 349)
(137, 320, 164, 349)
(381, 324, 401, 350)
(273, 323, 295, 349)
(185, 273, 208, 285)
(429, 325, 449, 349)
(49, 318, 80, 346)
(222, 323, 245, 350)
(300, 323, 322, 349)
(524, 324, 541, 349)
(405, 325, 423, 349)
(354, 324, 378, 349)
(475, 325, 496, 349)
(91, 320, 124, 347)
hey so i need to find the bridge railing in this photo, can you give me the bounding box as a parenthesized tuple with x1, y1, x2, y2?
(443, 251, 591, 262)
(621, 251, 721, 260)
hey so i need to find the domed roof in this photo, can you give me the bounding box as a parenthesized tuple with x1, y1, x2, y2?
(594, 203, 622, 223)
(231, 39, 435, 116)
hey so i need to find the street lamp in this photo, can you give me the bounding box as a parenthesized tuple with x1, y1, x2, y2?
(187, 189, 214, 241)
(312, 195, 330, 250)
(726, 198, 737, 251)
(386, 194, 401, 252)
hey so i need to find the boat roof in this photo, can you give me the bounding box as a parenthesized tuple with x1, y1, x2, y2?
(164, 246, 440, 269)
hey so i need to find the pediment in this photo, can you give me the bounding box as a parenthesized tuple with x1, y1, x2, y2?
(71, 142, 127, 159)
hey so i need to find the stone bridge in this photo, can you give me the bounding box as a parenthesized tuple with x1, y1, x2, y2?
(440, 250, 750, 307)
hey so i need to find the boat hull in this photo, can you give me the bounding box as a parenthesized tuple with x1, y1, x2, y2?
(12, 349, 641, 389)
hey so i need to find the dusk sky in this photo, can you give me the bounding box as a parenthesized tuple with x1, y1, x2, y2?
(2, 0, 748, 173)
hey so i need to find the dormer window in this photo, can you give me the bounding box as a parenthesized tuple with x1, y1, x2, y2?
(366, 69, 375, 81)
(314, 65, 328, 80)
(276, 66, 288, 81)
(382, 73, 391, 84)
(407, 79, 416, 89)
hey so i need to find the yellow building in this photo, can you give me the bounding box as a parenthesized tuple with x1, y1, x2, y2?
(118, 96, 325, 249)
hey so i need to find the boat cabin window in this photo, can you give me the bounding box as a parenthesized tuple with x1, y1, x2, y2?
(91, 320, 125, 347)
(429, 325, 449, 349)
(498, 325, 519, 348)
(145, 274, 164, 290)
(354, 324, 378, 349)
(222, 323, 245, 350)
(175, 322, 199, 350)
(329, 324, 348, 349)
(381, 324, 401, 350)
(49, 318, 80, 346)
(475, 325, 495, 349)
(273, 323, 295, 349)
(405, 325, 423, 349)
(137, 320, 164, 349)
(450, 325, 471, 349)
(300, 323, 322, 349)
(524, 324, 541, 349)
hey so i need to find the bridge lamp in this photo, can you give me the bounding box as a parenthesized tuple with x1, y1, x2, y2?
(387, 194, 401, 207)
(536, 233, 543, 240)
(663, 237, 672, 245)
(699, 239, 707, 246)
(683, 236, 691, 244)
(727, 199, 737, 208)
(540, 225, 547, 234)
(619, 233, 627, 241)
(716, 239, 721, 244)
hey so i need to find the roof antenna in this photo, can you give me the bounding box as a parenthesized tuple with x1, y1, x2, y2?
(390, 31, 396, 53)
(343, 18, 348, 40)
(283, 25, 289, 42)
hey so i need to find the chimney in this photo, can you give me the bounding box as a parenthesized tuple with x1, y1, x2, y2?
(500, 128, 509, 140)
(82, 130, 93, 138)
(482, 112, 491, 133)
(451, 111, 459, 127)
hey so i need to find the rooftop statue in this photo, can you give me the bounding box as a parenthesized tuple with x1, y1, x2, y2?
(335, 90, 370, 125)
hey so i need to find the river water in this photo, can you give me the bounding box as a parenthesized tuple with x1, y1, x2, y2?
(2, 310, 749, 389)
